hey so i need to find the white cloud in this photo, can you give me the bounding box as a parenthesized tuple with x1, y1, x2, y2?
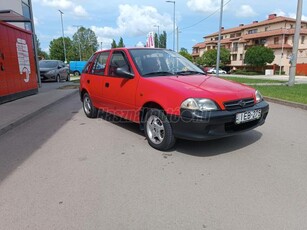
(187, 0, 220, 13)
(92, 4, 172, 40)
(289, 13, 307, 21)
(135, 41, 145, 47)
(34, 16, 39, 25)
(273, 10, 307, 21)
(74, 5, 88, 17)
(274, 9, 286, 17)
(41, 0, 73, 9)
(40, 0, 88, 18)
(236, 5, 257, 18)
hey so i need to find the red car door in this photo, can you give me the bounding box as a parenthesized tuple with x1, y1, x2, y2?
(82, 51, 110, 109)
(102, 50, 140, 122)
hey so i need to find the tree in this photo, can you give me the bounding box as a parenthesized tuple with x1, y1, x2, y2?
(201, 47, 230, 67)
(179, 48, 193, 61)
(111, 39, 117, 48)
(36, 37, 49, 60)
(154, 33, 159, 48)
(71, 27, 99, 61)
(49, 37, 72, 61)
(117, 37, 125, 47)
(159, 31, 167, 48)
(244, 46, 275, 70)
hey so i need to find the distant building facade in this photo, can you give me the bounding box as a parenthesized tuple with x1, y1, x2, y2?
(192, 14, 307, 74)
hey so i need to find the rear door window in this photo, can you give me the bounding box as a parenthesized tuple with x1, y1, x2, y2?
(91, 52, 110, 75)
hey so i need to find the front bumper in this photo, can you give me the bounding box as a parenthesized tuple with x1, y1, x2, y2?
(168, 101, 269, 141)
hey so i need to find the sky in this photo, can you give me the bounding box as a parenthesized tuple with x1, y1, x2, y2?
(31, 0, 307, 54)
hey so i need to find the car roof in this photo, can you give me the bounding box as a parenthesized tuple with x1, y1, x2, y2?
(95, 47, 168, 54)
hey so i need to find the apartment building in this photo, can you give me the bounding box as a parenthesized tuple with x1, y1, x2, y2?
(192, 14, 307, 74)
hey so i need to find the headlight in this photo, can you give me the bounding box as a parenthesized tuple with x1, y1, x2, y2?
(255, 90, 263, 103)
(181, 98, 218, 111)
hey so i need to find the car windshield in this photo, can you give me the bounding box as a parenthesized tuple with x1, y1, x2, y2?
(39, 61, 58, 68)
(129, 49, 205, 77)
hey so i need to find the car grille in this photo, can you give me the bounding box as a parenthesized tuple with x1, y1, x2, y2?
(223, 98, 254, 111)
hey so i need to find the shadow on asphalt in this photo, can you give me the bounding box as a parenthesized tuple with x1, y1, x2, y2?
(0, 93, 79, 184)
(97, 111, 263, 157)
(174, 130, 262, 157)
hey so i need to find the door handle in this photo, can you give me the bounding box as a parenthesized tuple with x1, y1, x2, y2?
(105, 82, 109, 88)
(87, 80, 90, 84)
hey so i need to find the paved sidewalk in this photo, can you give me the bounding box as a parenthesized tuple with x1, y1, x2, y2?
(0, 82, 79, 136)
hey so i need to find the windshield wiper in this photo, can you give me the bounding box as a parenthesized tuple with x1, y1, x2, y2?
(143, 71, 175, 77)
(175, 71, 206, 75)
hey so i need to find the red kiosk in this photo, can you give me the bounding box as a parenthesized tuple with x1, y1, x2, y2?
(0, 11, 38, 104)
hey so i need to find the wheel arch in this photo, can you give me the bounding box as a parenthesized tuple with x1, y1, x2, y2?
(139, 101, 165, 131)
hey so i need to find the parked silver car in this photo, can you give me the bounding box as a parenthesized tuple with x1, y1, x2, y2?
(39, 60, 70, 82)
(207, 68, 227, 74)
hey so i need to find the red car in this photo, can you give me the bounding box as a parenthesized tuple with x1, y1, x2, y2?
(79, 48, 269, 150)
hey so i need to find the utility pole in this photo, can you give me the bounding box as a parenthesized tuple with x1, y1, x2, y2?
(154, 25, 160, 48)
(176, 26, 180, 52)
(288, 0, 303, 86)
(166, 1, 175, 51)
(73, 25, 82, 61)
(216, 0, 224, 77)
(28, 0, 41, 87)
(58, 10, 67, 63)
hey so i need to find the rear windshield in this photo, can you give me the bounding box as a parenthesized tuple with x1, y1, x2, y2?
(39, 61, 58, 68)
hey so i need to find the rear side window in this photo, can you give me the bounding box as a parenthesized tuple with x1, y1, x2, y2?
(91, 52, 110, 75)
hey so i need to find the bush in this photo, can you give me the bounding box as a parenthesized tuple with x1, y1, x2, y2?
(233, 69, 263, 75)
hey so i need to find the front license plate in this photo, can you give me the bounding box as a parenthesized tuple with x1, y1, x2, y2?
(236, 109, 261, 124)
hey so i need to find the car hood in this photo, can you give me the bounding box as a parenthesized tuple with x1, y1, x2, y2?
(149, 75, 255, 102)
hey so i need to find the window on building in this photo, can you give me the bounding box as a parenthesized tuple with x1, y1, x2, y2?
(232, 54, 237, 61)
(240, 54, 243, 60)
(230, 33, 235, 38)
(248, 29, 258, 34)
(260, 39, 266, 45)
(265, 26, 269, 31)
(236, 32, 242, 37)
(274, 37, 279, 45)
(302, 36, 305, 44)
(22, 1, 32, 31)
(232, 42, 238, 52)
(290, 24, 294, 29)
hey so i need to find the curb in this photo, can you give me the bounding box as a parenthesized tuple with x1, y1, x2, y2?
(0, 90, 78, 136)
(264, 96, 307, 111)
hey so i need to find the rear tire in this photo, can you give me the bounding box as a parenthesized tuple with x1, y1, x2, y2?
(74, 71, 80, 76)
(144, 109, 176, 151)
(83, 93, 98, 118)
(66, 74, 70, 81)
(56, 74, 60, 82)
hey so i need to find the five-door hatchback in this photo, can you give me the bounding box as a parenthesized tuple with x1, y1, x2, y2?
(79, 48, 269, 150)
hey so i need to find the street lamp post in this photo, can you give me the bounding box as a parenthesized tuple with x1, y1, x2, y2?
(154, 25, 160, 48)
(73, 25, 82, 61)
(288, 0, 303, 86)
(58, 10, 67, 63)
(216, 0, 224, 77)
(166, 0, 175, 51)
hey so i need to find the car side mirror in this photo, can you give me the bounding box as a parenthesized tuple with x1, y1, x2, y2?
(115, 67, 134, 79)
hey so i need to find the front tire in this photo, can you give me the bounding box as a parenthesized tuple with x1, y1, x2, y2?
(144, 109, 176, 151)
(66, 74, 70, 81)
(83, 93, 98, 118)
(56, 74, 60, 82)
